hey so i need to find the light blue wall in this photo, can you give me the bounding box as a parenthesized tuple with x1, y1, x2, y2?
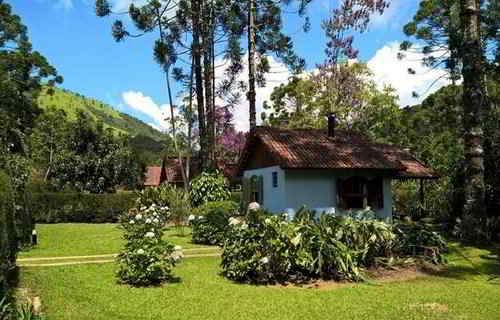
(284, 170, 336, 210)
(243, 166, 286, 213)
(243, 168, 393, 220)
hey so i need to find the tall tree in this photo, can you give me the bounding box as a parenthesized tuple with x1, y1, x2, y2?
(315, 0, 389, 119)
(401, 0, 500, 219)
(459, 0, 487, 217)
(0, 0, 62, 158)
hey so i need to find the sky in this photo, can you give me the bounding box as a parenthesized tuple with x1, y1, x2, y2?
(11, 0, 451, 132)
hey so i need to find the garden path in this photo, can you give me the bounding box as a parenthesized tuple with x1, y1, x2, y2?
(17, 247, 221, 267)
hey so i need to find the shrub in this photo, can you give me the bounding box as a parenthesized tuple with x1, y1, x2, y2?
(189, 171, 231, 207)
(190, 201, 239, 245)
(221, 211, 446, 284)
(221, 213, 395, 283)
(30, 192, 135, 223)
(192, 200, 239, 217)
(116, 205, 181, 286)
(230, 191, 242, 205)
(0, 171, 16, 299)
(162, 185, 191, 235)
(394, 221, 448, 263)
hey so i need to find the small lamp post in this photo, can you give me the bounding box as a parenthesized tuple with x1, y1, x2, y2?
(31, 229, 38, 246)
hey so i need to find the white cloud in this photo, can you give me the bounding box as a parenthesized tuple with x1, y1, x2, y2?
(147, 122, 163, 132)
(121, 91, 169, 131)
(368, 42, 452, 107)
(214, 55, 293, 132)
(108, 0, 149, 12)
(54, 0, 74, 10)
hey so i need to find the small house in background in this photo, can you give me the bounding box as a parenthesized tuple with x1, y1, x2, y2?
(237, 120, 438, 220)
(143, 156, 239, 188)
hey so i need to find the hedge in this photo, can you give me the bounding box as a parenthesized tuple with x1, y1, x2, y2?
(31, 192, 136, 223)
(0, 171, 17, 298)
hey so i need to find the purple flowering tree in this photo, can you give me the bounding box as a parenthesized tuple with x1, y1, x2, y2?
(214, 106, 246, 165)
(314, 0, 390, 126)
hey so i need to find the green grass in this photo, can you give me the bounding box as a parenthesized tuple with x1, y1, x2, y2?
(21, 250, 500, 320)
(19, 224, 208, 258)
(18, 224, 500, 319)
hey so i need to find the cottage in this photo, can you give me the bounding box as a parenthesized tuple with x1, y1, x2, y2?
(143, 156, 239, 187)
(237, 121, 438, 220)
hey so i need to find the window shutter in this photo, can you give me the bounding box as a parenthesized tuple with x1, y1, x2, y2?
(258, 175, 264, 205)
(241, 177, 251, 213)
(337, 178, 344, 209)
(367, 178, 384, 209)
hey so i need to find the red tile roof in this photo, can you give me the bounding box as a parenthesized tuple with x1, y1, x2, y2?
(164, 157, 201, 183)
(144, 167, 163, 186)
(145, 157, 239, 186)
(238, 127, 439, 179)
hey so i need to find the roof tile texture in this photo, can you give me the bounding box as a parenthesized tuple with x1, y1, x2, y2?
(240, 127, 438, 179)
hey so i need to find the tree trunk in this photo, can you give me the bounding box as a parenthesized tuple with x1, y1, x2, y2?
(192, 0, 208, 170)
(156, 7, 188, 190)
(186, 51, 195, 186)
(202, 0, 215, 170)
(165, 68, 188, 191)
(460, 0, 486, 217)
(247, 0, 257, 130)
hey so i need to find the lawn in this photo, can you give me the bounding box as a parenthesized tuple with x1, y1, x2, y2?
(19, 224, 207, 258)
(18, 224, 500, 320)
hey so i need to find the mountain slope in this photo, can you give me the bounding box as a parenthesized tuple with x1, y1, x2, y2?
(38, 87, 165, 141)
(37, 87, 168, 165)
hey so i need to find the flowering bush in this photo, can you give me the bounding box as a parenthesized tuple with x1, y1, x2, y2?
(189, 171, 231, 207)
(190, 201, 239, 245)
(220, 211, 437, 284)
(116, 204, 181, 286)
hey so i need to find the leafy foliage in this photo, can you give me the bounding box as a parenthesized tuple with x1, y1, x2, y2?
(189, 171, 231, 207)
(0, 171, 16, 299)
(190, 200, 239, 245)
(221, 211, 448, 284)
(0, 1, 62, 157)
(162, 185, 192, 234)
(116, 204, 180, 286)
(34, 111, 143, 193)
(37, 87, 169, 166)
(30, 192, 136, 223)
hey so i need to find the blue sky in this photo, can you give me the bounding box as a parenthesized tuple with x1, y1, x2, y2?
(11, 0, 451, 131)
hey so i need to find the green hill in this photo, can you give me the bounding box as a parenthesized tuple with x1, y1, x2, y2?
(38, 87, 165, 141)
(38, 87, 168, 165)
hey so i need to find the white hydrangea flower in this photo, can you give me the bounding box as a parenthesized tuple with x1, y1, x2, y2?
(153, 218, 159, 224)
(260, 257, 269, 264)
(137, 249, 145, 254)
(145, 218, 152, 224)
(145, 232, 155, 238)
(174, 245, 182, 251)
(150, 228, 155, 232)
(240, 223, 248, 230)
(129, 220, 135, 224)
(151, 203, 157, 208)
(248, 202, 260, 211)
(264, 218, 271, 224)
(135, 214, 143, 220)
(140, 206, 147, 211)
(188, 215, 195, 221)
